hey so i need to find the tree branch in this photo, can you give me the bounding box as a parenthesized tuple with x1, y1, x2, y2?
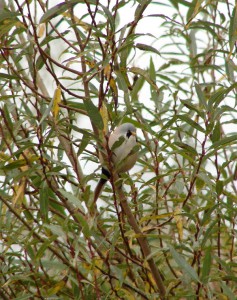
(114, 174, 166, 299)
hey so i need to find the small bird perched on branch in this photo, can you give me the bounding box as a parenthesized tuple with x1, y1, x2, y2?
(94, 123, 138, 203)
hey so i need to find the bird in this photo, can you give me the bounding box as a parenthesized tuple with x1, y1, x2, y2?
(93, 123, 138, 204)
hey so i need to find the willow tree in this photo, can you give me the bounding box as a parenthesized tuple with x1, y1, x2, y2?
(0, 0, 236, 299)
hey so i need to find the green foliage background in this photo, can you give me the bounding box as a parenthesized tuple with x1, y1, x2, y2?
(0, 0, 237, 299)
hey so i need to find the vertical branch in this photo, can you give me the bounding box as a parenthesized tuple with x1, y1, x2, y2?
(113, 174, 166, 298)
(182, 131, 208, 208)
(214, 153, 222, 275)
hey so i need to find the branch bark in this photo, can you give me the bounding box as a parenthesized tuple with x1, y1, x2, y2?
(114, 174, 166, 299)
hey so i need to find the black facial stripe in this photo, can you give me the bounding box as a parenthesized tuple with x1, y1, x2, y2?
(126, 130, 132, 138)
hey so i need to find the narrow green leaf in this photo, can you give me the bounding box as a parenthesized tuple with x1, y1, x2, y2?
(117, 36, 135, 55)
(116, 70, 130, 93)
(189, 20, 223, 38)
(36, 237, 56, 260)
(208, 87, 226, 110)
(220, 282, 236, 300)
(100, 4, 115, 32)
(211, 121, 221, 143)
(186, 0, 203, 24)
(213, 105, 237, 121)
(0, 11, 20, 22)
(23, 209, 34, 221)
(39, 98, 53, 125)
(201, 247, 211, 283)
(149, 56, 156, 83)
(76, 213, 90, 238)
(229, 5, 237, 53)
(201, 219, 218, 246)
(58, 189, 85, 213)
(36, 46, 50, 71)
(225, 59, 235, 82)
(140, 213, 172, 223)
(181, 99, 202, 117)
(44, 224, 66, 238)
(189, 30, 197, 57)
(178, 114, 205, 133)
(78, 134, 90, 156)
(115, 71, 132, 110)
(195, 83, 207, 110)
(14, 294, 33, 300)
(49, 194, 66, 216)
(201, 204, 218, 226)
(135, 43, 160, 55)
(129, 67, 159, 92)
(195, 176, 205, 192)
(40, 3, 68, 23)
(1, 160, 21, 171)
(3, 103, 13, 130)
(40, 0, 78, 23)
(216, 180, 223, 196)
(110, 265, 124, 286)
(175, 142, 198, 157)
(131, 74, 145, 102)
(26, 245, 35, 260)
(170, 246, 200, 283)
(40, 181, 49, 220)
(135, 0, 152, 20)
(209, 134, 237, 150)
(84, 99, 104, 130)
(196, 172, 213, 190)
(208, 82, 237, 110)
(0, 72, 19, 80)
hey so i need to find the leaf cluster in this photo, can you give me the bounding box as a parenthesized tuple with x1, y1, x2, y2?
(0, 0, 236, 299)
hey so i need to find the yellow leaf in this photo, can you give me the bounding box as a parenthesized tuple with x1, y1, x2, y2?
(104, 64, 118, 104)
(19, 151, 30, 172)
(174, 207, 183, 241)
(118, 288, 136, 300)
(0, 151, 11, 161)
(99, 102, 109, 135)
(52, 85, 61, 120)
(140, 212, 173, 223)
(85, 59, 96, 68)
(37, 23, 45, 38)
(47, 280, 65, 296)
(12, 151, 30, 207)
(0, 202, 7, 229)
(104, 64, 111, 80)
(218, 295, 228, 300)
(12, 180, 26, 207)
(147, 272, 156, 290)
(62, 12, 90, 31)
(109, 77, 118, 102)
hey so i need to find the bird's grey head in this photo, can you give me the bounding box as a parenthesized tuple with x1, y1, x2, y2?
(118, 123, 136, 136)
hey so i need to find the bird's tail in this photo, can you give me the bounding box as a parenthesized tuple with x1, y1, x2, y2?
(93, 168, 110, 204)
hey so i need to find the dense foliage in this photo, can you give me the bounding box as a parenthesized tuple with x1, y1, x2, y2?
(0, 0, 237, 299)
